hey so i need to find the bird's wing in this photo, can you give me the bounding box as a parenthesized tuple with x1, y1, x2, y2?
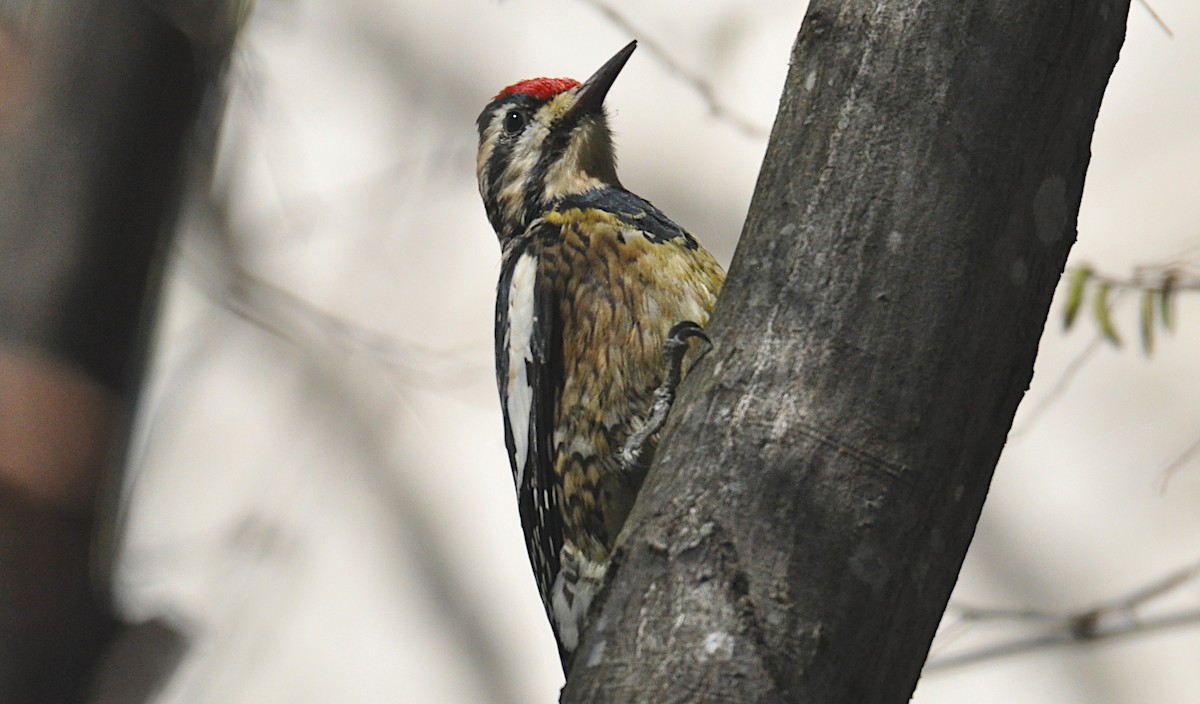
(495, 232, 564, 630)
(561, 186, 702, 248)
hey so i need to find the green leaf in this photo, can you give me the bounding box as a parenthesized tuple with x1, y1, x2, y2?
(1160, 272, 1176, 331)
(1093, 281, 1121, 347)
(1063, 266, 1092, 330)
(1140, 288, 1155, 355)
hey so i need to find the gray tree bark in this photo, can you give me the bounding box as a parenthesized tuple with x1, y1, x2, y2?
(562, 1, 1130, 702)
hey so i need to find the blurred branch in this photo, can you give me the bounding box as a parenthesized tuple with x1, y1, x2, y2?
(179, 197, 487, 390)
(1136, 0, 1173, 37)
(1159, 432, 1200, 491)
(1012, 277, 1133, 437)
(155, 177, 524, 704)
(927, 558, 1200, 671)
(578, 0, 768, 138)
(222, 265, 483, 388)
(1008, 334, 1104, 438)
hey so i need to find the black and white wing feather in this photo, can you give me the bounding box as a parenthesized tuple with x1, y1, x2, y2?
(495, 234, 564, 648)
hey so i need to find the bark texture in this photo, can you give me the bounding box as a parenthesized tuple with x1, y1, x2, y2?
(562, 1, 1130, 702)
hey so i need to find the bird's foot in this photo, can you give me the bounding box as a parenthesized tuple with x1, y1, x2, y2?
(620, 321, 712, 473)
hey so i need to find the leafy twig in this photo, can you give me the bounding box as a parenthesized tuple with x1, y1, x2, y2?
(1062, 264, 1197, 354)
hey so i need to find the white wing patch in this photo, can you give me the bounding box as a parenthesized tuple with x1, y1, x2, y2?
(506, 251, 538, 487)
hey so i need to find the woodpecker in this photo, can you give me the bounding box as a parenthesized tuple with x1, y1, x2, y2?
(476, 40, 725, 668)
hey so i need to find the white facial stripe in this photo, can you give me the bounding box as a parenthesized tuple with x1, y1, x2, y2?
(506, 251, 538, 485)
(476, 123, 500, 192)
(497, 121, 548, 226)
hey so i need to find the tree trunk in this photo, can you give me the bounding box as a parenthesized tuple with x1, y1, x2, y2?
(0, 2, 230, 700)
(561, 1, 1130, 702)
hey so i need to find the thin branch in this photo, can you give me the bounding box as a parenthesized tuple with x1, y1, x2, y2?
(1111, 558, 1200, 611)
(1008, 334, 1104, 438)
(154, 185, 526, 704)
(1159, 432, 1200, 491)
(578, 0, 768, 138)
(216, 266, 486, 389)
(180, 193, 486, 391)
(1137, 0, 1174, 37)
(928, 610, 1200, 670)
(927, 558, 1200, 672)
(945, 605, 1061, 624)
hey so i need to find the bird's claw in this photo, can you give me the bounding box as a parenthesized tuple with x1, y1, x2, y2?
(620, 320, 711, 473)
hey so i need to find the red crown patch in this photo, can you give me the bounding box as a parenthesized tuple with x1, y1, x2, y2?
(495, 77, 580, 101)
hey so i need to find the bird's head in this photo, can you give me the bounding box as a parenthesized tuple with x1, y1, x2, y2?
(476, 41, 636, 241)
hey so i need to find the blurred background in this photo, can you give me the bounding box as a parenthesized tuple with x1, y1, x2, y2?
(87, 0, 1200, 701)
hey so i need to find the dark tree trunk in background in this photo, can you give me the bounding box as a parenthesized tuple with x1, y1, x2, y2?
(563, 1, 1130, 702)
(0, 2, 231, 701)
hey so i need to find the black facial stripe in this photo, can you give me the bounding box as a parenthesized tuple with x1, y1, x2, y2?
(519, 110, 592, 229)
(478, 93, 540, 138)
(480, 95, 545, 233)
(475, 95, 518, 138)
(485, 135, 515, 226)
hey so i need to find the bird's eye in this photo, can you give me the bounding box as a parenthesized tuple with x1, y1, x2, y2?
(503, 109, 526, 135)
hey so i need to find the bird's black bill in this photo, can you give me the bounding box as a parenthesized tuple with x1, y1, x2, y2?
(571, 40, 637, 118)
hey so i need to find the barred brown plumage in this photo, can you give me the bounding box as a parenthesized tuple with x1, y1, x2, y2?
(476, 40, 724, 669)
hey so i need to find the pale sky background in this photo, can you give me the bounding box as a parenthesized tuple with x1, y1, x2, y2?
(114, 1, 1199, 702)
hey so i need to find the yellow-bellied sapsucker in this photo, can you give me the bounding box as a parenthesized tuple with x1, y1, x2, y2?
(475, 40, 725, 668)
